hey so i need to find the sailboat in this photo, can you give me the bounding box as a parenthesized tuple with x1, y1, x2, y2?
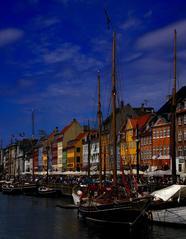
(78, 32, 152, 228)
(37, 144, 59, 197)
(149, 30, 186, 226)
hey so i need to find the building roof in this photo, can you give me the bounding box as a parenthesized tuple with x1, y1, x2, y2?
(130, 113, 153, 130)
(60, 118, 78, 135)
(158, 86, 186, 114)
(65, 132, 87, 150)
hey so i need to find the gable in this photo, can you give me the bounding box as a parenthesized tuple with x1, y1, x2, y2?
(153, 117, 169, 127)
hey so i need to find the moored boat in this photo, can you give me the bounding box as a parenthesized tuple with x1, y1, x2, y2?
(2, 182, 22, 195)
(78, 32, 152, 228)
(149, 184, 186, 226)
(38, 185, 59, 197)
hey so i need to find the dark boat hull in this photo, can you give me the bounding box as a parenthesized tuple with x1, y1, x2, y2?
(2, 185, 22, 195)
(79, 197, 151, 227)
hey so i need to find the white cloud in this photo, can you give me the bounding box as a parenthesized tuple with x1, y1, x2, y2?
(144, 10, 152, 18)
(43, 43, 80, 64)
(34, 16, 61, 28)
(17, 79, 35, 88)
(0, 28, 24, 47)
(120, 17, 142, 30)
(137, 20, 186, 50)
(43, 42, 102, 71)
(124, 52, 143, 63)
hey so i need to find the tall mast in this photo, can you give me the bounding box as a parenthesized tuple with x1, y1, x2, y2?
(171, 29, 177, 184)
(112, 32, 117, 186)
(87, 120, 91, 178)
(136, 123, 140, 183)
(97, 71, 102, 187)
(32, 109, 35, 139)
(31, 110, 35, 180)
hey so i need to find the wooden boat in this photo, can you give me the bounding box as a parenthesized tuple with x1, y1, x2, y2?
(78, 32, 152, 228)
(38, 185, 58, 197)
(149, 184, 186, 226)
(72, 184, 88, 205)
(2, 182, 22, 195)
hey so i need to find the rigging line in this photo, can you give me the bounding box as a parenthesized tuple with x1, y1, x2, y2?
(102, 0, 112, 31)
(104, 8, 111, 30)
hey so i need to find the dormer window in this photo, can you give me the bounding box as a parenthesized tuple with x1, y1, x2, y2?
(184, 100, 186, 109)
(184, 115, 186, 125)
(178, 116, 182, 125)
(177, 103, 180, 110)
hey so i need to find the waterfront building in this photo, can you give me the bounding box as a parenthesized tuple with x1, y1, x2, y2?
(82, 130, 98, 171)
(140, 115, 156, 170)
(65, 132, 87, 171)
(176, 99, 186, 173)
(151, 115, 171, 170)
(158, 86, 186, 174)
(121, 114, 153, 169)
(57, 137, 63, 172)
(60, 119, 82, 171)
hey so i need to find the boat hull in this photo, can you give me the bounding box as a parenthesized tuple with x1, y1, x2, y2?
(79, 197, 151, 226)
(151, 206, 186, 226)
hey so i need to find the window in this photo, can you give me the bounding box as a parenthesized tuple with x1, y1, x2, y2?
(149, 136, 152, 144)
(184, 100, 186, 109)
(141, 138, 144, 146)
(178, 116, 182, 125)
(76, 156, 80, 162)
(178, 146, 183, 156)
(167, 128, 170, 137)
(167, 146, 170, 155)
(76, 147, 80, 152)
(177, 103, 181, 110)
(163, 128, 166, 137)
(178, 164, 182, 172)
(184, 115, 186, 124)
(159, 129, 163, 138)
(184, 129, 186, 141)
(184, 146, 186, 156)
(178, 131, 182, 142)
(160, 146, 163, 156)
(163, 146, 166, 155)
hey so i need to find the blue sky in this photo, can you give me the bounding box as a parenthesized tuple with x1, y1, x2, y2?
(0, 0, 186, 146)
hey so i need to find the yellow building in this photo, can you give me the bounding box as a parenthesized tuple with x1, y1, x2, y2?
(121, 114, 153, 168)
(121, 119, 137, 167)
(66, 133, 87, 171)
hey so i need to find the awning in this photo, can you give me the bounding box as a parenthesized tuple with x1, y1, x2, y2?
(151, 184, 186, 201)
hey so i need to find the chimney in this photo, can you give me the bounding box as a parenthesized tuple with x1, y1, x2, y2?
(141, 103, 144, 111)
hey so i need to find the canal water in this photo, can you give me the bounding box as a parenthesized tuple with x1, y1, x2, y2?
(0, 193, 185, 239)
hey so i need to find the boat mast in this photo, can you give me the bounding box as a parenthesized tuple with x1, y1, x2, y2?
(31, 110, 35, 180)
(87, 120, 91, 178)
(46, 144, 49, 184)
(171, 29, 177, 184)
(97, 71, 102, 187)
(136, 123, 140, 183)
(112, 32, 117, 186)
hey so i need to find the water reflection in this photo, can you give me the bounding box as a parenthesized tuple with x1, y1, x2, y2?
(0, 194, 186, 239)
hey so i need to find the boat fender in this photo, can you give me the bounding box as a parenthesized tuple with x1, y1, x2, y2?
(147, 210, 153, 221)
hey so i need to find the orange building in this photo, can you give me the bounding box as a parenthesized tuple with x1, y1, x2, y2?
(151, 115, 171, 170)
